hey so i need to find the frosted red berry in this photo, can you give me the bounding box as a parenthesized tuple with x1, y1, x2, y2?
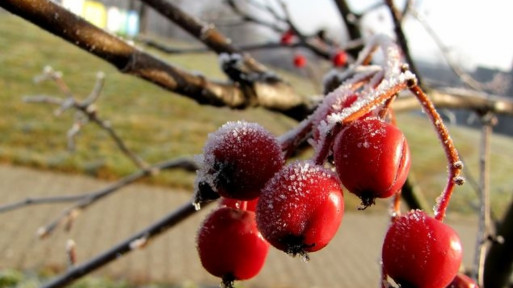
(256, 161, 344, 257)
(332, 50, 347, 67)
(197, 121, 283, 200)
(293, 54, 307, 68)
(197, 206, 269, 286)
(382, 210, 463, 288)
(333, 118, 410, 207)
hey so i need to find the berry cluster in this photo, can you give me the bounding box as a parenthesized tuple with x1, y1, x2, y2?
(194, 35, 465, 288)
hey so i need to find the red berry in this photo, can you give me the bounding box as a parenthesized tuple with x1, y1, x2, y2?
(256, 161, 344, 257)
(332, 50, 347, 67)
(382, 210, 463, 288)
(293, 54, 307, 68)
(333, 118, 410, 207)
(198, 121, 284, 200)
(197, 206, 269, 285)
(280, 30, 294, 45)
(447, 274, 478, 288)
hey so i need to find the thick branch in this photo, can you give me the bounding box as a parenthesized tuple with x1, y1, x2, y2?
(0, 0, 309, 120)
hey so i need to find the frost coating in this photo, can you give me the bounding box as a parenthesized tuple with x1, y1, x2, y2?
(256, 160, 344, 256)
(195, 121, 284, 201)
(382, 210, 463, 288)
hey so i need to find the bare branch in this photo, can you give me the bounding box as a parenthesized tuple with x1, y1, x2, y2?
(0, 0, 310, 120)
(0, 157, 197, 215)
(409, 9, 484, 91)
(331, 0, 363, 58)
(140, 0, 270, 75)
(473, 112, 496, 286)
(25, 67, 149, 169)
(226, 0, 286, 33)
(142, 38, 301, 54)
(384, 0, 422, 86)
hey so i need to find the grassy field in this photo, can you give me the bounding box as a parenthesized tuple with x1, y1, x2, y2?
(0, 12, 512, 217)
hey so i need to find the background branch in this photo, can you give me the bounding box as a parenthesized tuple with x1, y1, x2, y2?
(472, 112, 495, 286)
(25, 67, 149, 169)
(140, 0, 270, 75)
(384, 0, 422, 86)
(393, 88, 513, 116)
(0, 0, 311, 121)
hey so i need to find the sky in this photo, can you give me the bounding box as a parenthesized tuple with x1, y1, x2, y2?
(281, 0, 513, 71)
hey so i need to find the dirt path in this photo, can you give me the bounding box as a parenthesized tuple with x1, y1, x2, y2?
(0, 164, 478, 287)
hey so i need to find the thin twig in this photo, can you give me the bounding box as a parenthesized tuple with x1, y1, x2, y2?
(25, 68, 149, 169)
(225, 0, 286, 33)
(35, 157, 197, 238)
(384, 0, 422, 87)
(142, 38, 301, 54)
(409, 9, 483, 91)
(0, 157, 197, 214)
(472, 112, 496, 286)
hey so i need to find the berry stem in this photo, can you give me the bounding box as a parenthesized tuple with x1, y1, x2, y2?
(239, 200, 248, 211)
(278, 117, 313, 158)
(409, 85, 463, 221)
(391, 191, 402, 220)
(342, 82, 407, 125)
(313, 124, 341, 165)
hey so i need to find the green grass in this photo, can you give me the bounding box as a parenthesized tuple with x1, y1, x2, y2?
(0, 13, 301, 189)
(0, 13, 512, 217)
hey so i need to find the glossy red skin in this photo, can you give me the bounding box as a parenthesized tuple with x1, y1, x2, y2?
(256, 161, 344, 255)
(333, 118, 410, 205)
(219, 197, 259, 212)
(197, 207, 269, 281)
(332, 51, 347, 67)
(382, 210, 463, 288)
(293, 54, 307, 68)
(447, 274, 478, 288)
(204, 122, 283, 200)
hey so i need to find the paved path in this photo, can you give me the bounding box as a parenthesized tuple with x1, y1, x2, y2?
(0, 164, 478, 288)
